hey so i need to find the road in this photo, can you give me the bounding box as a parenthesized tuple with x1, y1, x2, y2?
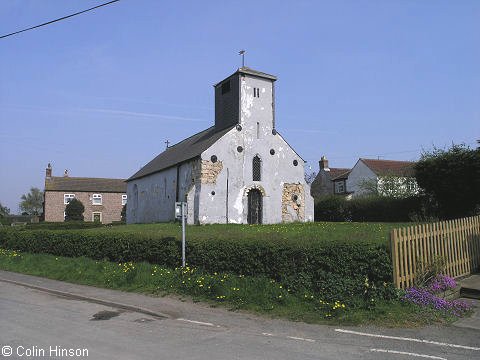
(0, 280, 479, 360)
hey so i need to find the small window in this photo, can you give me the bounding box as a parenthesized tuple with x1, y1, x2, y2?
(64, 194, 75, 204)
(293, 160, 298, 166)
(92, 212, 102, 223)
(253, 88, 260, 98)
(92, 194, 102, 205)
(253, 155, 262, 181)
(221, 80, 230, 94)
(210, 155, 218, 163)
(122, 194, 127, 205)
(335, 181, 345, 194)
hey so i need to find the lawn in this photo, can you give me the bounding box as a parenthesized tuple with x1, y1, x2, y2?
(82, 221, 410, 245)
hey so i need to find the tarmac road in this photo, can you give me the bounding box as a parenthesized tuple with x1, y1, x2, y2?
(0, 272, 479, 360)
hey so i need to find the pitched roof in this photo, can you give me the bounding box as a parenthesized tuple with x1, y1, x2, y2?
(128, 125, 234, 181)
(45, 177, 126, 193)
(360, 158, 415, 177)
(214, 67, 277, 86)
(329, 168, 350, 180)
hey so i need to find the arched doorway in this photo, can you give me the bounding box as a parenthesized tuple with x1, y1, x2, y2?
(247, 189, 263, 224)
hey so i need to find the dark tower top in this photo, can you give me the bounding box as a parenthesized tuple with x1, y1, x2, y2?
(214, 67, 277, 130)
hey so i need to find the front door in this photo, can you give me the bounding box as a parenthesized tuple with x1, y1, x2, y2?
(247, 189, 262, 224)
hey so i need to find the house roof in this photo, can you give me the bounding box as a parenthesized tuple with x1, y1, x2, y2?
(128, 125, 235, 181)
(360, 158, 415, 177)
(45, 177, 126, 193)
(214, 67, 277, 86)
(329, 168, 351, 180)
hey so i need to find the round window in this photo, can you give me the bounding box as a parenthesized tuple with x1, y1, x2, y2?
(237, 146, 243, 153)
(210, 155, 217, 163)
(293, 160, 298, 166)
(270, 149, 275, 155)
(292, 194, 298, 202)
(236, 124, 242, 131)
(211, 191, 216, 196)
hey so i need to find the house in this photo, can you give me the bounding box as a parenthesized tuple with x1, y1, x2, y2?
(310, 156, 351, 198)
(347, 158, 417, 197)
(43, 164, 127, 223)
(126, 67, 314, 225)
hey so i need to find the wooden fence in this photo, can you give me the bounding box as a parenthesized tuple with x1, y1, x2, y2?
(391, 215, 480, 289)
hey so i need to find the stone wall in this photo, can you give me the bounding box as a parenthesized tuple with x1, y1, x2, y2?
(200, 160, 223, 184)
(282, 183, 305, 222)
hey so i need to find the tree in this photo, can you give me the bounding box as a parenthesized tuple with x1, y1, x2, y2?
(19, 187, 43, 215)
(414, 144, 480, 219)
(65, 198, 85, 221)
(304, 170, 317, 185)
(358, 175, 418, 198)
(0, 202, 10, 217)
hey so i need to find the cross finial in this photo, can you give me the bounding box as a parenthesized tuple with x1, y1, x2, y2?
(165, 140, 170, 149)
(239, 50, 246, 68)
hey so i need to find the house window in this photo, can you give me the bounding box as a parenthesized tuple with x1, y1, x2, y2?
(252, 155, 262, 181)
(221, 80, 230, 94)
(64, 194, 75, 204)
(92, 212, 102, 223)
(253, 88, 260, 97)
(335, 181, 345, 194)
(92, 194, 102, 205)
(122, 194, 127, 205)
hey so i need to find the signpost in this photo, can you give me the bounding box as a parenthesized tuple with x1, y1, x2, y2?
(175, 202, 187, 268)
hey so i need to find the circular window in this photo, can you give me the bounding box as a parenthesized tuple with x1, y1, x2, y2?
(293, 160, 298, 166)
(211, 191, 216, 196)
(236, 124, 242, 131)
(270, 149, 275, 155)
(292, 194, 298, 202)
(210, 155, 217, 163)
(237, 146, 243, 153)
(272, 129, 277, 135)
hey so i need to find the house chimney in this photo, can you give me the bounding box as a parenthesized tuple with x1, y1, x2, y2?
(45, 163, 52, 178)
(319, 156, 330, 171)
(63, 169, 69, 177)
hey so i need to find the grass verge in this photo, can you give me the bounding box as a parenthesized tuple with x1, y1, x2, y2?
(0, 248, 463, 327)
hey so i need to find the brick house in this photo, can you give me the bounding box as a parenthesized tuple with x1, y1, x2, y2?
(43, 164, 127, 223)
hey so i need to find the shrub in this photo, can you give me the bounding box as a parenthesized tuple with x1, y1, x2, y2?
(26, 222, 103, 230)
(315, 195, 424, 222)
(65, 199, 85, 221)
(0, 228, 393, 303)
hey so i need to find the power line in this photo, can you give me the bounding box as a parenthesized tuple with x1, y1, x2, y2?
(0, 0, 120, 39)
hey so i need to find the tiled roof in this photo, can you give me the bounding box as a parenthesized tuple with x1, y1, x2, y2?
(360, 158, 415, 177)
(128, 125, 234, 181)
(329, 168, 350, 180)
(45, 177, 126, 193)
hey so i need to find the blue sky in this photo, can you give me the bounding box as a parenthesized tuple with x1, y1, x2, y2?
(0, 0, 478, 213)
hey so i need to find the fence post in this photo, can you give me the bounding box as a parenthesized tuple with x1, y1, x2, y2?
(391, 229, 400, 288)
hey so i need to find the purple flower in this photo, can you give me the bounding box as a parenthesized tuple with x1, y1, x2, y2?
(403, 286, 473, 317)
(428, 274, 456, 293)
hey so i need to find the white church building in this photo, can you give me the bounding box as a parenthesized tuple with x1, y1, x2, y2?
(126, 67, 314, 224)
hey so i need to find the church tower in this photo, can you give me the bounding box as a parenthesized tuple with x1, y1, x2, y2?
(214, 67, 277, 132)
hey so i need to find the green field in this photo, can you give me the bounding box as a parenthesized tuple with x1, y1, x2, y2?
(82, 221, 409, 245)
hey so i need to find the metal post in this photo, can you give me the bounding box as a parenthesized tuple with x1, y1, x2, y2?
(181, 202, 186, 268)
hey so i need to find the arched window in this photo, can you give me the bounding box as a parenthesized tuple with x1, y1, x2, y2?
(252, 155, 262, 181)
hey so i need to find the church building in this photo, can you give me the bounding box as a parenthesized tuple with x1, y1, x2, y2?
(126, 67, 314, 224)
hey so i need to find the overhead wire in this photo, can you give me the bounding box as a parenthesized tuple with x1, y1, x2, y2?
(0, 0, 120, 39)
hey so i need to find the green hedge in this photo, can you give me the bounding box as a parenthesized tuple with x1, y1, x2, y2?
(0, 228, 394, 302)
(315, 195, 424, 222)
(25, 222, 105, 230)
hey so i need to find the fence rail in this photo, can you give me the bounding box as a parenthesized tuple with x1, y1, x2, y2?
(391, 215, 480, 289)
